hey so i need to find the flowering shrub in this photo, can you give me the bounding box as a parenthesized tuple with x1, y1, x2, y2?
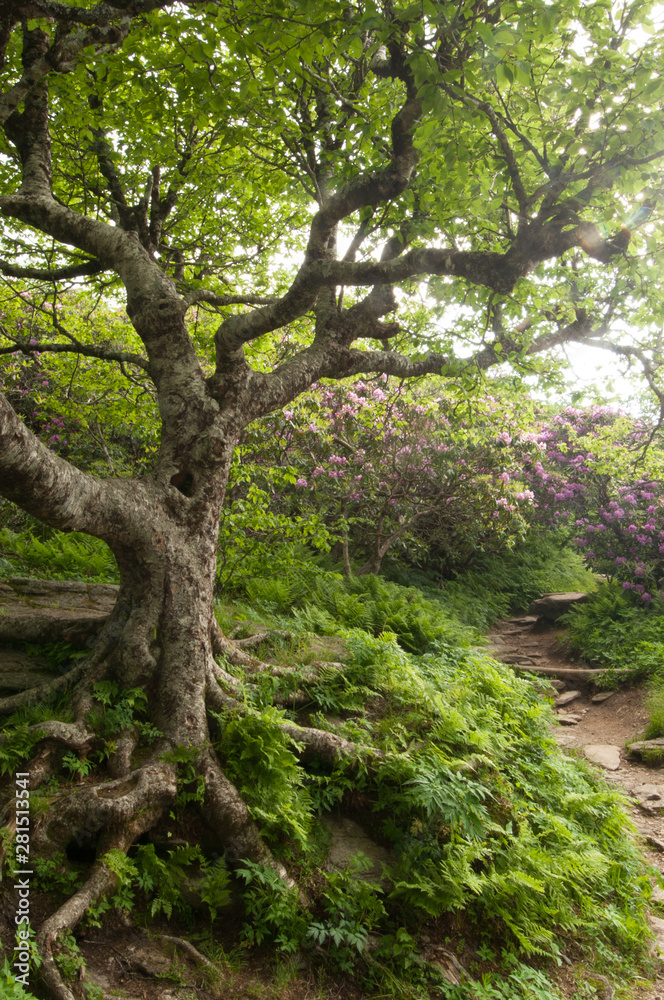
(522, 407, 664, 603)
(235, 380, 541, 577)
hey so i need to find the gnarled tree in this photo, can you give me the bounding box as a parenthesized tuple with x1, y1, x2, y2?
(1, 1, 663, 995)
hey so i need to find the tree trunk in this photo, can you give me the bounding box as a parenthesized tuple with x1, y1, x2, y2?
(107, 508, 219, 737)
(356, 514, 421, 576)
(342, 532, 352, 578)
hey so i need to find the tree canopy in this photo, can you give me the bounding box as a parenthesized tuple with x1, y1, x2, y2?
(1, 0, 663, 413)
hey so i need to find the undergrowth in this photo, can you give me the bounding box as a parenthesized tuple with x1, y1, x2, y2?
(228, 537, 595, 648)
(386, 536, 597, 631)
(562, 582, 664, 677)
(1, 528, 654, 999)
(242, 569, 478, 653)
(643, 678, 664, 740)
(0, 527, 118, 583)
(207, 627, 652, 993)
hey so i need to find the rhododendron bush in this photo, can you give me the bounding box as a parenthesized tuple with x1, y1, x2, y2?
(223, 391, 664, 600)
(522, 407, 664, 603)
(225, 379, 542, 580)
(6, 319, 663, 605)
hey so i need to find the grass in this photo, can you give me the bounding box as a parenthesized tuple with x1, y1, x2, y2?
(644, 678, 664, 740)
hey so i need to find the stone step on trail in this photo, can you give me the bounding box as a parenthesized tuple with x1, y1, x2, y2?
(630, 783, 664, 813)
(509, 663, 632, 683)
(557, 714, 581, 726)
(627, 739, 664, 761)
(528, 592, 589, 622)
(495, 653, 536, 665)
(584, 745, 621, 770)
(555, 690, 582, 707)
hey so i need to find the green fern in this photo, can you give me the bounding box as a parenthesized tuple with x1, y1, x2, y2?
(215, 708, 312, 846)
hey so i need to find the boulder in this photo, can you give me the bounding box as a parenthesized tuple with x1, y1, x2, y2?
(323, 816, 393, 887)
(0, 576, 116, 644)
(528, 592, 589, 621)
(0, 649, 55, 692)
(125, 942, 173, 977)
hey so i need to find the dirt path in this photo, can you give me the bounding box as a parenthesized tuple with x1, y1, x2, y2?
(488, 615, 664, 999)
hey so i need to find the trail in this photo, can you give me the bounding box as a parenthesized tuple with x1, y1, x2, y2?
(488, 610, 664, 998)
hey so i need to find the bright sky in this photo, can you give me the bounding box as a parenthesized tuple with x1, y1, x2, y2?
(553, 341, 650, 415)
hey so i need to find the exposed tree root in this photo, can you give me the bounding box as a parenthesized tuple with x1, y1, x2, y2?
(232, 627, 292, 648)
(272, 689, 311, 708)
(28, 720, 95, 752)
(159, 933, 219, 973)
(38, 853, 125, 1000)
(197, 747, 291, 879)
(33, 761, 177, 856)
(203, 668, 379, 768)
(37, 806, 166, 1000)
(209, 659, 244, 696)
(0, 623, 116, 719)
(243, 660, 345, 683)
(106, 728, 140, 778)
(0, 609, 379, 1000)
(210, 618, 263, 669)
(0, 611, 106, 646)
(208, 626, 349, 713)
(206, 658, 311, 709)
(277, 722, 372, 767)
(205, 666, 243, 713)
